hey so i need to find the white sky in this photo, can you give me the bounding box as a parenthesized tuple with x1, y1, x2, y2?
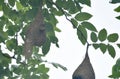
(44, 0, 120, 79)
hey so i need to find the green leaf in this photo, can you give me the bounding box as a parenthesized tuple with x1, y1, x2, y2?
(75, 1, 83, 12)
(52, 37, 59, 47)
(98, 28, 107, 42)
(66, 0, 79, 14)
(51, 62, 67, 71)
(19, 0, 29, 7)
(30, 75, 40, 79)
(107, 33, 119, 42)
(77, 25, 87, 45)
(81, 22, 97, 32)
(12, 65, 22, 75)
(16, 1, 24, 11)
(2, 3, 11, 16)
(0, 5, 2, 11)
(6, 25, 17, 36)
(117, 44, 120, 48)
(45, 22, 59, 46)
(48, 14, 58, 26)
(91, 32, 98, 42)
(6, 39, 16, 51)
(114, 6, 120, 12)
(71, 18, 78, 28)
(38, 64, 49, 73)
(46, 0, 53, 8)
(109, 64, 120, 78)
(116, 15, 120, 20)
(50, 7, 63, 16)
(56, 0, 66, 8)
(8, 0, 15, 7)
(78, 0, 91, 6)
(40, 74, 49, 79)
(107, 44, 116, 58)
(33, 46, 39, 54)
(0, 0, 4, 5)
(28, 0, 41, 7)
(2, 53, 11, 59)
(0, 30, 8, 43)
(75, 12, 92, 21)
(92, 44, 99, 49)
(42, 38, 51, 56)
(6, 10, 20, 21)
(54, 27, 61, 32)
(109, 58, 120, 78)
(110, 0, 120, 4)
(52, 63, 58, 68)
(7, 29, 15, 36)
(116, 58, 120, 65)
(57, 64, 67, 71)
(99, 43, 107, 54)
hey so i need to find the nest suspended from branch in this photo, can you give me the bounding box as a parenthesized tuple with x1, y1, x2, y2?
(72, 45, 95, 79)
(23, 4, 46, 59)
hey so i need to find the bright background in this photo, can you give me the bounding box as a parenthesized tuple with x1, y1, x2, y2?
(44, 0, 120, 79)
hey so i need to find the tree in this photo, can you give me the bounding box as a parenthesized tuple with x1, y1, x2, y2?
(0, 0, 120, 79)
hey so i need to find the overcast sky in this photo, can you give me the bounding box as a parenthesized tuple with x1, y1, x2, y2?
(44, 0, 120, 79)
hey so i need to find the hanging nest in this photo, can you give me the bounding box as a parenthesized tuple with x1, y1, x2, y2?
(23, 5, 46, 59)
(72, 52, 95, 79)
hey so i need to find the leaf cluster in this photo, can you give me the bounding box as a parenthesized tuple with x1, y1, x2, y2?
(109, 58, 120, 78)
(109, 0, 120, 78)
(111, 0, 120, 20)
(92, 28, 119, 58)
(0, 0, 73, 78)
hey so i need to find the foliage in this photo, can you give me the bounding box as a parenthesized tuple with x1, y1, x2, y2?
(0, 0, 120, 79)
(109, 0, 120, 78)
(109, 58, 120, 79)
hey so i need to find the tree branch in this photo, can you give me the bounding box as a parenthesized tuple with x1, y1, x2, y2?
(48, 0, 89, 45)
